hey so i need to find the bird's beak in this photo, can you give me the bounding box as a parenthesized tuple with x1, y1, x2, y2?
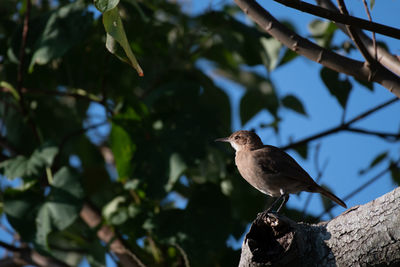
(215, 137, 230, 143)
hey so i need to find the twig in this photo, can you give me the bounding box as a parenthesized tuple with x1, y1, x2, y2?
(316, 159, 400, 219)
(345, 128, 400, 142)
(282, 97, 398, 150)
(361, 0, 377, 60)
(336, 0, 376, 68)
(15, 0, 41, 142)
(316, 0, 400, 76)
(273, 0, 400, 40)
(234, 0, 400, 98)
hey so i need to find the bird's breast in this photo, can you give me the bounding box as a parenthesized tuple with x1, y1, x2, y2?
(235, 150, 282, 197)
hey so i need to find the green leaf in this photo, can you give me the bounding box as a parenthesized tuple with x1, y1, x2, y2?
(292, 143, 308, 159)
(320, 67, 352, 108)
(240, 80, 278, 125)
(260, 37, 282, 72)
(4, 189, 42, 241)
(308, 20, 337, 48)
(370, 0, 375, 10)
(370, 152, 388, 168)
(0, 81, 19, 100)
(29, 0, 93, 72)
(165, 153, 187, 192)
(110, 123, 135, 180)
(93, 0, 119, 13)
(355, 77, 374, 91)
(103, 7, 143, 76)
(35, 167, 84, 249)
(282, 94, 307, 116)
(0, 145, 58, 180)
(390, 162, 400, 185)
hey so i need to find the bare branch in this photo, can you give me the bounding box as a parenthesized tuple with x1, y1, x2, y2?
(273, 0, 400, 40)
(234, 0, 400, 98)
(281, 97, 398, 150)
(316, 0, 400, 76)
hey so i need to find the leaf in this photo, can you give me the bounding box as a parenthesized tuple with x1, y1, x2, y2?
(355, 77, 374, 91)
(370, 152, 388, 168)
(260, 37, 282, 72)
(391, 164, 400, 185)
(0, 145, 58, 180)
(165, 153, 187, 192)
(308, 20, 337, 48)
(320, 67, 352, 108)
(102, 7, 143, 76)
(35, 167, 84, 249)
(110, 123, 135, 181)
(4, 189, 42, 241)
(0, 81, 19, 100)
(370, 0, 375, 10)
(292, 143, 308, 159)
(240, 80, 279, 125)
(102, 196, 126, 221)
(93, 0, 119, 13)
(282, 94, 307, 116)
(29, 0, 93, 72)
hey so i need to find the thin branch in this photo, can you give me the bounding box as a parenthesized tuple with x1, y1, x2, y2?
(336, 0, 376, 67)
(316, 159, 400, 220)
(316, 0, 400, 76)
(282, 97, 399, 150)
(345, 127, 400, 142)
(361, 0, 377, 60)
(273, 0, 400, 40)
(15, 0, 41, 142)
(234, 0, 400, 98)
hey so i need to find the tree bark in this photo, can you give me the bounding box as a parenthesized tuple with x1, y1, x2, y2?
(239, 187, 400, 266)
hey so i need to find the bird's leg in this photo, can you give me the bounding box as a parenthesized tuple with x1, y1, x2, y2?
(276, 193, 289, 213)
(266, 194, 285, 213)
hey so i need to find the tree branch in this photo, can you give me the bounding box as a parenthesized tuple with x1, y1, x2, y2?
(316, 0, 400, 76)
(281, 97, 399, 150)
(234, 0, 400, 98)
(240, 187, 400, 266)
(335, 0, 375, 66)
(345, 127, 400, 142)
(316, 159, 400, 219)
(80, 202, 146, 267)
(273, 0, 400, 40)
(0, 241, 70, 267)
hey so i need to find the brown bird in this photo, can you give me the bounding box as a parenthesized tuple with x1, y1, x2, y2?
(216, 130, 347, 212)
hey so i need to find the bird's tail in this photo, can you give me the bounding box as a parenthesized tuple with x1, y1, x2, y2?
(316, 186, 347, 208)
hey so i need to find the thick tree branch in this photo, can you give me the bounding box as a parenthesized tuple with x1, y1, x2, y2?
(80, 202, 146, 267)
(234, 0, 400, 98)
(273, 0, 400, 40)
(240, 187, 400, 266)
(316, 0, 400, 76)
(282, 97, 399, 150)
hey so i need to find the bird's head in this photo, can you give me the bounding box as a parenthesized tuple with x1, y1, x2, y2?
(215, 130, 263, 151)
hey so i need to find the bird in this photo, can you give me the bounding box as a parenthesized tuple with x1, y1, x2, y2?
(216, 130, 347, 213)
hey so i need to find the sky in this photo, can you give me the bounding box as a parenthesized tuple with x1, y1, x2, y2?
(1, 0, 400, 266)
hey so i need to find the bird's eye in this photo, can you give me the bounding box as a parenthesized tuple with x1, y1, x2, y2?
(235, 136, 240, 140)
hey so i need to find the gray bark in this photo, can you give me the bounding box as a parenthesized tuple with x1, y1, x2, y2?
(239, 187, 400, 266)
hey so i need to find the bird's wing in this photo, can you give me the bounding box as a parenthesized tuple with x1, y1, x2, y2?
(254, 145, 315, 185)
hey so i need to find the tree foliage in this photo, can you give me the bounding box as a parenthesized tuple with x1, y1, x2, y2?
(0, 0, 399, 266)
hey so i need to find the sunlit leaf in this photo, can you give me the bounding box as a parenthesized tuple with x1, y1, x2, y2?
(165, 153, 187, 192)
(260, 37, 282, 72)
(93, 0, 119, 13)
(110, 123, 135, 181)
(103, 7, 143, 76)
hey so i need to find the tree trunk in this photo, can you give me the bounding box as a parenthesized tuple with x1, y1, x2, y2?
(239, 187, 400, 266)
